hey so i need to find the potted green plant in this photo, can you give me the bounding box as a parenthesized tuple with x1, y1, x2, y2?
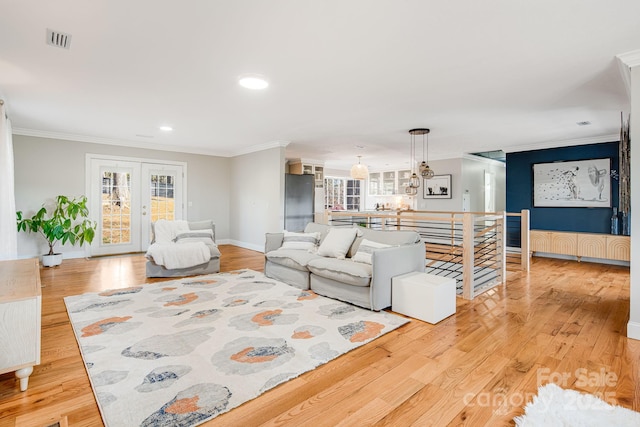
(16, 195, 97, 267)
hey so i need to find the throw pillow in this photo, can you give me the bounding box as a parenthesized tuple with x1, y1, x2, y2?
(317, 228, 358, 259)
(352, 239, 392, 264)
(174, 230, 216, 246)
(281, 231, 321, 251)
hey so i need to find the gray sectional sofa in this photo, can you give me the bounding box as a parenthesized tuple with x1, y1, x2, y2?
(264, 223, 425, 310)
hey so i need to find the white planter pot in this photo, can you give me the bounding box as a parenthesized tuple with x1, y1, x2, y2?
(42, 253, 63, 267)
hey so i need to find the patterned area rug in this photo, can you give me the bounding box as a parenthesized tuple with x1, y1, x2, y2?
(64, 269, 408, 427)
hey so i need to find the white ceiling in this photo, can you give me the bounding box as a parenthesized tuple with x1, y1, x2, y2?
(1, 1, 638, 171)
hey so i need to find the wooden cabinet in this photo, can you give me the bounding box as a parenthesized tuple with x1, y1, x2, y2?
(577, 234, 607, 259)
(530, 230, 629, 262)
(0, 259, 42, 391)
(290, 161, 324, 188)
(606, 235, 631, 261)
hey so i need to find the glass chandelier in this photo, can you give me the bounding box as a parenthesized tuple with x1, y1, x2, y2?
(417, 128, 434, 179)
(406, 128, 431, 195)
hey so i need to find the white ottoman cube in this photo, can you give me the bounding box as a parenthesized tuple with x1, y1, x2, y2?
(392, 272, 456, 324)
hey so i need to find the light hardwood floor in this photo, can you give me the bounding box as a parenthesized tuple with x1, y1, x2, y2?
(0, 246, 638, 426)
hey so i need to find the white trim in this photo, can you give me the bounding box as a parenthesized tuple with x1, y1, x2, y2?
(628, 321, 640, 340)
(617, 49, 640, 68)
(617, 56, 633, 99)
(227, 239, 264, 253)
(627, 320, 640, 340)
(16, 250, 87, 261)
(85, 153, 189, 255)
(617, 50, 640, 100)
(85, 154, 188, 217)
(13, 127, 288, 158)
(502, 134, 620, 154)
(233, 140, 290, 156)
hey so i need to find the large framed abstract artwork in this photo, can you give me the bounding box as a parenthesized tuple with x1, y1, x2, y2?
(532, 158, 611, 208)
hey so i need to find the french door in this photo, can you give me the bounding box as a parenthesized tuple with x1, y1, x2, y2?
(88, 156, 184, 256)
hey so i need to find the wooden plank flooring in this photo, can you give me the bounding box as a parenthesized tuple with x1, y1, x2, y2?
(0, 246, 638, 426)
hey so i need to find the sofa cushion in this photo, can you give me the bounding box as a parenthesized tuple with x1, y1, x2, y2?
(307, 258, 372, 287)
(349, 227, 420, 256)
(175, 230, 214, 242)
(282, 231, 320, 251)
(304, 222, 331, 243)
(317, 228, 358, 259)
(266, 249, 323, 272)
(352, 239, 392, 264)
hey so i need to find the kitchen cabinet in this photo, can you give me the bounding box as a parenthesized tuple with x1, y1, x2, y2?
(369, 169, 412, 195)
(290, 161, 324, 188)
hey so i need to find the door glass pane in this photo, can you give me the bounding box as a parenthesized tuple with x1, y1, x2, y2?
(150, 173, 176, 222)
(101, 171, 131, 245)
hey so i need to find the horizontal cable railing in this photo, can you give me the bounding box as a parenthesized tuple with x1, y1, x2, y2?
(325, 210, 510, 300)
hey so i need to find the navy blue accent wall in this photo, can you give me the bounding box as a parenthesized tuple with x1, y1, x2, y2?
(506, 142, 619, 235)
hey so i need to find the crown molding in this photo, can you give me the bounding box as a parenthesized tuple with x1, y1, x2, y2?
(12, 127, 289, 158)
(502, 134, 619, 154)
(231, 140, 290, 157)
(617, 49, 640, 68)
(287, 157, 325, 165)
(616, 49, 640, 99)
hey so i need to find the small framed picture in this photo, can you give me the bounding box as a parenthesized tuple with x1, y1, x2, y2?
(423, 174, 452, 199)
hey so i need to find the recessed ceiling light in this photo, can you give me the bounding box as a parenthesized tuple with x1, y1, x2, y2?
(576, 121, 591, 126)
(159, 126, 173, 132)
(238, 74, 269, 90)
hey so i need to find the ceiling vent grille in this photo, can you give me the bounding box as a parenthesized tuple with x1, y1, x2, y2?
(46, 29, 72, 49)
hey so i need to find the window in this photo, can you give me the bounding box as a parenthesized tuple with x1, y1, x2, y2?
(324, 177, 361, 211)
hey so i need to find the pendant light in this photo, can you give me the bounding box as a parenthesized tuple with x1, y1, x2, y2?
(417, 128, 434, 179)
(350, 155, 369, 180)
(406, 128, 431, 195)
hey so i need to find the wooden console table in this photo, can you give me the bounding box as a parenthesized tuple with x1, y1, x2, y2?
(0, 258, 41, 391)
(530, 230, 630, 262)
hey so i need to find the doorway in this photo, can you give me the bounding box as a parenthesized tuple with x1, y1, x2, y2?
(87, 155, 185, 256)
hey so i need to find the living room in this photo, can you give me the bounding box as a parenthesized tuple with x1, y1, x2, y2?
(2, 2, 640, 426)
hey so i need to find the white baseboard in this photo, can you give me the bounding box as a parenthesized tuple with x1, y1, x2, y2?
(627, 321, 640, 340)
(18, 250, 88, 261)
(225, 240, 264, 253)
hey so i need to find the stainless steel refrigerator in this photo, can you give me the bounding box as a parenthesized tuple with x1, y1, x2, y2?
(284, 173, 314, 232)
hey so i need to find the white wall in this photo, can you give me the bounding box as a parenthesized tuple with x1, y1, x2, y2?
(415, 158, 463, 211)
(229, 146, 285, 251)
(460, 155, 506, 213)
(628, 65, 640, 340)
(14, 135, 230, 258)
